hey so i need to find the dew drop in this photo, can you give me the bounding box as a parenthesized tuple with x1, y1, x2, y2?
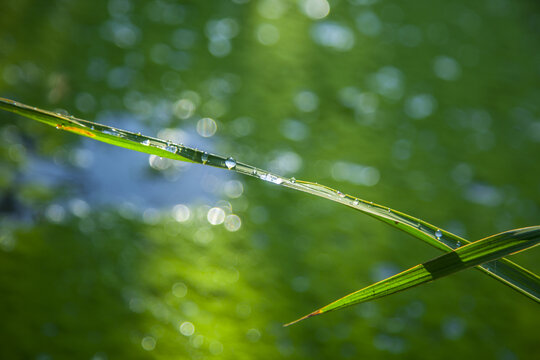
(165, 145, 177, 154)
(201, 152, 209, 164)
(353, 199, 360, 206)
(336, 191, 345, 198)
(456, 241, 462, 247)
(225, 157, 236, 169)
(435, 229, 442, 239)
(55, 124, 62, 129)
(102, 128, 118, 136)
(260, 173, 283, 184)
(91, 126, 95, 130)
(251, 168, 257, 175)
(141, 139, 150, 146)
(137, 132, 141, 136)
(290, 177, 296, 183)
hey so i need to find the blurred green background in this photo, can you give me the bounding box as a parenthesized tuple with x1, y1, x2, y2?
(1, 0, 539, 359)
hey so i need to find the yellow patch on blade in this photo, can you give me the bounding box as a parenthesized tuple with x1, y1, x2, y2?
(57, 124, 95, 137)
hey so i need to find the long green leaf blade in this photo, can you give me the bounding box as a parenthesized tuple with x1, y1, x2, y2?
(285, 226, 540, 326)
(2, 97, 539, 302)
(0, 97, 200, 162)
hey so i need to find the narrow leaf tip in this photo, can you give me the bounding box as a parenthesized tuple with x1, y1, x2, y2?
(283, 309, 321, 327)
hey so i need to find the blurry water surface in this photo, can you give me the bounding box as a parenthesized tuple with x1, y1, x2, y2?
(1, 0, 539, 359)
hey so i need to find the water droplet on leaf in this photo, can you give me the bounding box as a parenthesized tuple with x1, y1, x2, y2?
(225, 157, 236, 169)
(435, 229, 442, 239)
(260, 173, 283, 184)
(201, 152, 209, 164)
(102, 128, 119, 136)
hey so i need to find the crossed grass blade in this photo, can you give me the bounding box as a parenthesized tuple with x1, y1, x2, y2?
(1, 97, 538, 310)
(285, 226, 540, 326)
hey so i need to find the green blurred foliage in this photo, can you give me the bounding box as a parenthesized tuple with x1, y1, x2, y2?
(0, 0, 539, 359)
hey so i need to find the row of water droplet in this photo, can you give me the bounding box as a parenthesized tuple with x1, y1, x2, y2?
(289, 181, 464, 250)
(42, 104, 301, 187)
(49, 108, 464, 250)
(89, 121, 304, 186)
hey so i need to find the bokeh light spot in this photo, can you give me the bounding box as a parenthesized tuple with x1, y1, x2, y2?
(294, 91, 319, 112)
(300, 0, 330, 20)
(404, 94, 437, 119)
(172, 204, 191, 222)
(256, 24, 280, 45)
(196, 117, 217, 137)
(311, 22, 355, 51)
(180, 321, 195, 336)
(141, 336, 156, 351)
(224, 214, 242, 232)
(172, 282, 188, 298)
(207, 207, 226, 225)
(433, 56, 461, 81)
(356, 11, 382, 37)
(224, 180, 244, 198)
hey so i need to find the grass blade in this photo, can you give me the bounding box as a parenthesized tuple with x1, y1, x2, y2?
(1, 97, 539, 303)
(285, 226, 540, 326)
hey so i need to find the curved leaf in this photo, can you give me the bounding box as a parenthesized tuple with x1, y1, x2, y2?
(285, 226, 540, 326)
